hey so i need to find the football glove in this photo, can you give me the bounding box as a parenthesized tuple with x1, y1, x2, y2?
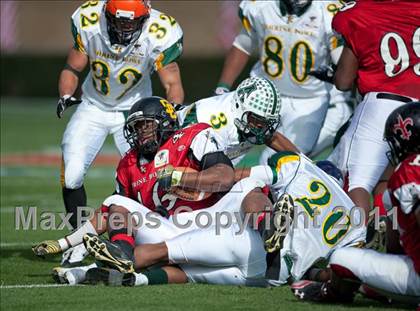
(156, 165, 183, 191)
(32, 240, 62, 258)
(308, 65, 337, 84)
(56, 95, 82, 119)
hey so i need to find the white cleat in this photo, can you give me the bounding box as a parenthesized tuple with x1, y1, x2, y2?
(52, 266, 88, 285)
(61, 244, 89, 267)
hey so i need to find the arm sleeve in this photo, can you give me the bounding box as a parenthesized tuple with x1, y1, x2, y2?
(114, 161, 131, 198)
(151, 17, 184, 71)
(189, 128, 227, 162)
(232, 27, 256, 56)
(70, 11, 88, 54)
(249, 165, 274, 185)
(392, 183, 420, 214)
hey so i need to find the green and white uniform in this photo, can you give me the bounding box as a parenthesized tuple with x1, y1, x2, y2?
(235, 0, 352, 156)
(61, 1, 183, 189)
(250, 151, 366, 284)
(178, 92, 252, 165)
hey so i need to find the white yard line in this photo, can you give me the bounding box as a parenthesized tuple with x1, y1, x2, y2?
(0, 284, 78, 289)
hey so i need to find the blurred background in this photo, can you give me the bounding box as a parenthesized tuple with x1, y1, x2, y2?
(0, 0, 257, 100)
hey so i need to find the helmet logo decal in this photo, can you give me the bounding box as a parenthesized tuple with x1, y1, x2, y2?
(237, 83, 257, 103)
(393, 115, 413, 140)
(160, 99, 177, 120)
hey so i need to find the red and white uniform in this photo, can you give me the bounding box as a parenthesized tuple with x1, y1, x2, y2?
(329, 154, 420, 297)
(115, 123, 223, 214)
(328, 1, 420, 192)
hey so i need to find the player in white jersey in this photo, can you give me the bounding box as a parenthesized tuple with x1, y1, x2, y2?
(241, 151, 366, 284)
(50, 152, 366, 287)
(215, 0, 352, 157)
(57, 0, 184, 245)
(178, 77, 299, 165)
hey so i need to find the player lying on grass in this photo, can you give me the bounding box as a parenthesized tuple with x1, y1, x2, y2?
(33, 77, 299, 266)
(32, 93, 296, 282)
(291, 103, 420, 305)
(45, 154, 366, 288)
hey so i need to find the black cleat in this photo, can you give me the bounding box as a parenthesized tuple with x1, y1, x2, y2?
(291, 280, 325, 301)
(83, 233, 134, 273)
(85, 267, 135, 286)
(262, 193, 294, 253)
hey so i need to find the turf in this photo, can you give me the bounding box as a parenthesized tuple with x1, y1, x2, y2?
(0, 97, 413, 311)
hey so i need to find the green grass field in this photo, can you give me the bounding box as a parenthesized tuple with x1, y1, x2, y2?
(0, 97, 412, 310)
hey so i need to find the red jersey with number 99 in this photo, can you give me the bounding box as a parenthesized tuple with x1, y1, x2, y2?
(332, 1, 420, 98)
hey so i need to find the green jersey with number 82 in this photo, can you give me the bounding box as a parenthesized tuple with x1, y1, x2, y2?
(238, 0, 343, 98)
(71, 1, 183, 111)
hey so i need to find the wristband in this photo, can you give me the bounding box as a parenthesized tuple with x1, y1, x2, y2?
(171, 170, 184, 187)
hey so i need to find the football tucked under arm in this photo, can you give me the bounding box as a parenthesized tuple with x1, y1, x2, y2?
(170, 167, 213, 201)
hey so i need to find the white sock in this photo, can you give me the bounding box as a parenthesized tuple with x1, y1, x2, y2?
(62, 221, 97, 249)
(134, 272, 149, 286)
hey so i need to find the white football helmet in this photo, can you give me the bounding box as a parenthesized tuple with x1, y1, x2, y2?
(232, 77, 281, 145)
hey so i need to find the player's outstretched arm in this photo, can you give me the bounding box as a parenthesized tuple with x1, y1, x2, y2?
(267, 132, 300, 154)
(158, 62, 184, 105)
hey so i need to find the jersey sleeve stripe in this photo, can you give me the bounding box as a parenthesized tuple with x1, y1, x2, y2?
(238, 7, 252, 33)
(154, 37, 183, 71)
(71, 19, 86, 54)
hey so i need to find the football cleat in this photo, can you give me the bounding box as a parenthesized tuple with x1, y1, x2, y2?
(83, 233, 134, 273)
(85, 267, 135, 286)
(52, 266, 87, 285)
(61, 244, 89, 267)
(262, 193, 294, 253)
(32, 240, 61, 257)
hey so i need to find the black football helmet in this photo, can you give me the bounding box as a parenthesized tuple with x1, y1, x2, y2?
(384, 102, 420, 165)
(124, 96, 178, 160)
(281, 0, 312, 16)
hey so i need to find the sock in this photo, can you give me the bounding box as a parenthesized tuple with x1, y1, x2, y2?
(109, 229, 135, 260)
(58, 220, 97, 251)
(63, 186, 87, 229)
(142, 268, 168, 285)
(133, 272, 149, 286)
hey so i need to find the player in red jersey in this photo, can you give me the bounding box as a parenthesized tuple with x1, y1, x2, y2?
(327, 0, 420, 217)
(291, 102, 420, 304)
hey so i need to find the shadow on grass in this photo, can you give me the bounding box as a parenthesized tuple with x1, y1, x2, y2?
(0, 247, 60, 263)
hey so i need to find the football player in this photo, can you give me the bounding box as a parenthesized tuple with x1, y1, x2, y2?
(57, 0, 184, 265)
(215, 0, 353, 158)
(291, 102, 420, 304)
(328, 0, 419, 217)
(177, 76, 299, 165)
(59, 154, 365, 288)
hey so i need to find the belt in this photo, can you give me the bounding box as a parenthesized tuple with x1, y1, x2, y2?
(376, 92, 414, 103)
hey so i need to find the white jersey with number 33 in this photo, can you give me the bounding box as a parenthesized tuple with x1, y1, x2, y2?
(71, 1, 183, 111)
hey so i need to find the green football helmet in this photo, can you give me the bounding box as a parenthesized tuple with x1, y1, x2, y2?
(232, 77, 281, 145)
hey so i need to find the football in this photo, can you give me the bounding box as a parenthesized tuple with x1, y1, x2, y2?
(169, 166, 212, 201)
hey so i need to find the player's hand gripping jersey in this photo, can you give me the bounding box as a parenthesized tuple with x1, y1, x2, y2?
(332, 1, 420, 98)
(115, 123, 225, 215)
(72, 1, 183, 110)
(251, 152, 366, 283)
(387, 154, 420, 273)
(238, 0, 343, 98)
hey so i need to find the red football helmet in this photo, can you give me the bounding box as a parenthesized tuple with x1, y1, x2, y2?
(105, 0, 151, 46)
